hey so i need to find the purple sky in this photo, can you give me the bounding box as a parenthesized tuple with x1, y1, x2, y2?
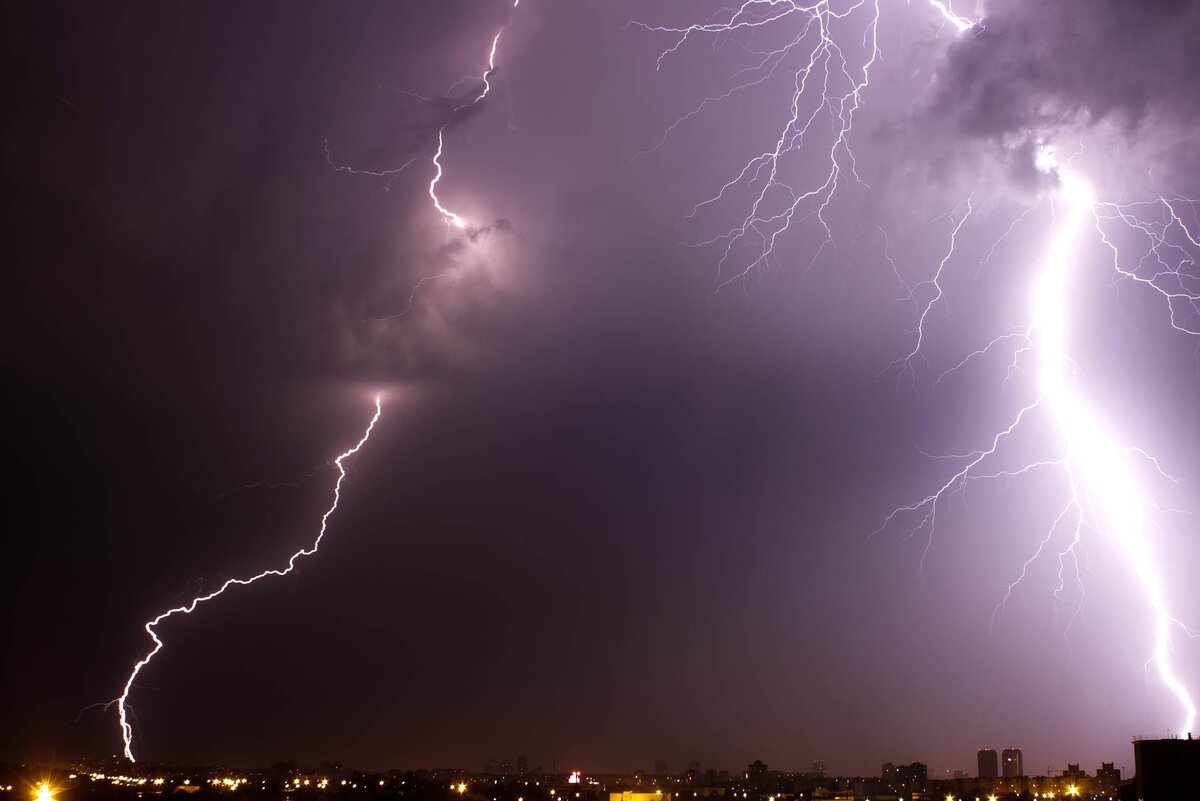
(6, 0, 1200, 779)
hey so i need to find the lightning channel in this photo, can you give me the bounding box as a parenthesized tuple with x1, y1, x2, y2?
(427, 0, 520, 231)
(638, 0, 1198, 736)
(111, 395, 383, 761)
(329, 1, 521, 322)
(634, 0, 883, 290)
(880, 151, 1199, 737)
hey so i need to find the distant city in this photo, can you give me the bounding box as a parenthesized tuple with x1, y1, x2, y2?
(4, 736, 1196, 801)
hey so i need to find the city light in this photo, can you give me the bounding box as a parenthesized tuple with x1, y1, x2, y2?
(33, 785, 53, 801)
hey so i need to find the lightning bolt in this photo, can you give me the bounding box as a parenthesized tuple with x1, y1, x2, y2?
(638, 1, 1198, 737)
(333, 0, 520, 322)
(632, 0, 977, 291)
(111, 2, 523, 759)
(881, 152, 1198, 737)
(631, 0, 883, 288)
(111, 395, 383, 761)
(429, 0, 519, 230)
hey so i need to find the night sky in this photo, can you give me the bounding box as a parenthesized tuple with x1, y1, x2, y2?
(5, 0, 1200, 779)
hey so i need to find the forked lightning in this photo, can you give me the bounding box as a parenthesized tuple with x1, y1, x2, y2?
(637, 0, 1199, 736)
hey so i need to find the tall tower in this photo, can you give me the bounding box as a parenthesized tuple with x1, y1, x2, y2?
(977, 749, 998, 779)
(1001, 748, 1023, 778)
(1133, 737, 1200, 801)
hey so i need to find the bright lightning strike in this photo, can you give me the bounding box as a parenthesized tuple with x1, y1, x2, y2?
(110, 395, 383, 761)
(639, 1, 1198, 737)
(333, 0, 520, 322)
(881, 150, 1198, 737)
(1039, 165, 1198, 738)
(921, 0, 974, 33)
(427, 0, 520, 230)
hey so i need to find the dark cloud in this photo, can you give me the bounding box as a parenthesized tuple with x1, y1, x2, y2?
(931, 0, 1200, 144)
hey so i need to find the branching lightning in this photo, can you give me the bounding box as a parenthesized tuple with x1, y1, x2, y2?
(429, 0, 519, 230)
(638, 0, 1198, 736)
(110, 395, 383, 761)
(332, 0, 520, 322)
(328, 0, 520, 230)
(631, 0, 976, 291)
(879, 153, 1199, 737)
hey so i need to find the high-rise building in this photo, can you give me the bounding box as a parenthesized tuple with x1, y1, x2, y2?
(895, 763, 927, 792)
(977, 749, 998, 779)
(1133, 736, 1200, 801)
(809, 760, 827, 777)
(484, 759, 496, 775)
(745, 760, 767, 791)
(1001, 748, 1023, 778)
(880, 762, 896, 789)
(654, 760, 668, 777)
(1095, 762, 1120, 788)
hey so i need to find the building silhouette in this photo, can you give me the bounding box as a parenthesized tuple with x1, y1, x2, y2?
(895, 763, 927, 793)
(745, 760, 768, 791)
(1001, 748, 1023, 778)
(977, 749, 998, 779)
(1133, 736, 1200, 800)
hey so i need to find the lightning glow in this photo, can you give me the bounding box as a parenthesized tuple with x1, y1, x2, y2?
(331, 0, 519, 228)
(882, 151, 1198, 737)
(638, 0, 1198, 737)
(426, 0, 520, 230)
(333, 0, 521, 322)
(111, 395, 383, 761)
(1043, 173, 1200, 742)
